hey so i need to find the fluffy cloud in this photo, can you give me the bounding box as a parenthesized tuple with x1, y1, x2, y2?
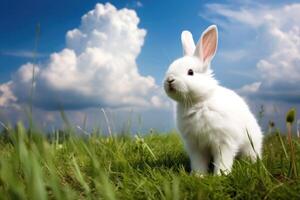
(0, 82, 16, 108)
(205, 3, 300, 104)
(239, 82, 261, 94)
(0, 3, 168, 110)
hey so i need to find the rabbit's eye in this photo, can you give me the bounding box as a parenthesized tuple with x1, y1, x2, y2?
(187, 69, 194, 76)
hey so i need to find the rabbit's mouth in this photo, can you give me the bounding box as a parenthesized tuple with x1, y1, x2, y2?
(165, 82, 179, 94)
(164, 82, 183, 100)
(164, 78, 189, 102)
(164, 77, 177, 93)
(168, 84, 176, 92)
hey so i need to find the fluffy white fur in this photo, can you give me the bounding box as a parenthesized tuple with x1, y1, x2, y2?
(164, 25, 263, 175)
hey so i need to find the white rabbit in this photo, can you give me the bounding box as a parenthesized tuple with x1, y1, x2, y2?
(164, 25, 263, 175)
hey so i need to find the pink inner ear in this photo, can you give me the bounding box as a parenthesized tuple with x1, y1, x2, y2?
(202, 29, 217, 62)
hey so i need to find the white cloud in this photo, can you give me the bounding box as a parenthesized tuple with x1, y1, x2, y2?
(1, 50, 46, 58)
(0, 3, 169, 110)
(239, 82, 261, 93)
(205, 3, 300, 103)
(218, 49, 247, 62)
(0, 81, 17, 108)
(136, 1, 143, 8)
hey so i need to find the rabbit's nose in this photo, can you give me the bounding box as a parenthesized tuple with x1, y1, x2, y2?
(167, 76, 175, 83)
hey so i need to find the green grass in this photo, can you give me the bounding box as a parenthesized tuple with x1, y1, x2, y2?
(0, 124, 300, 199)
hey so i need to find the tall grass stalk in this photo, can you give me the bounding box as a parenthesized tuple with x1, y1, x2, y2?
(0, 120, 8, 131)
(286, 108, 298, 178)
(28, 23, 41, 136)
(297, 119, 300, 138)
(101, 108, 112, 137)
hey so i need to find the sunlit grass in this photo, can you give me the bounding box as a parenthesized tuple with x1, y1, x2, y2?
(0, 123, 300, 199)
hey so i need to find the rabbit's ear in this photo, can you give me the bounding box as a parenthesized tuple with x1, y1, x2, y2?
(181, 30, 195, 56)
(194, 25, 218, 64)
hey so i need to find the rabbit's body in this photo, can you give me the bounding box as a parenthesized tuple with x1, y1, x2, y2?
(177, 85, 262, 174)
(164, 25, 263, 175)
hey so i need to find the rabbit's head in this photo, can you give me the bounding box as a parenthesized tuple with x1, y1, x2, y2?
(164, 25, 219, 104)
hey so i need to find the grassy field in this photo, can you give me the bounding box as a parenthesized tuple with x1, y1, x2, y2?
(0, 123, 300, 200)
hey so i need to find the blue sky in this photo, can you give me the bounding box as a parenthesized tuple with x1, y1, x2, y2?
(1, 0, 300, 132)
(0, 0, 216, 84)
